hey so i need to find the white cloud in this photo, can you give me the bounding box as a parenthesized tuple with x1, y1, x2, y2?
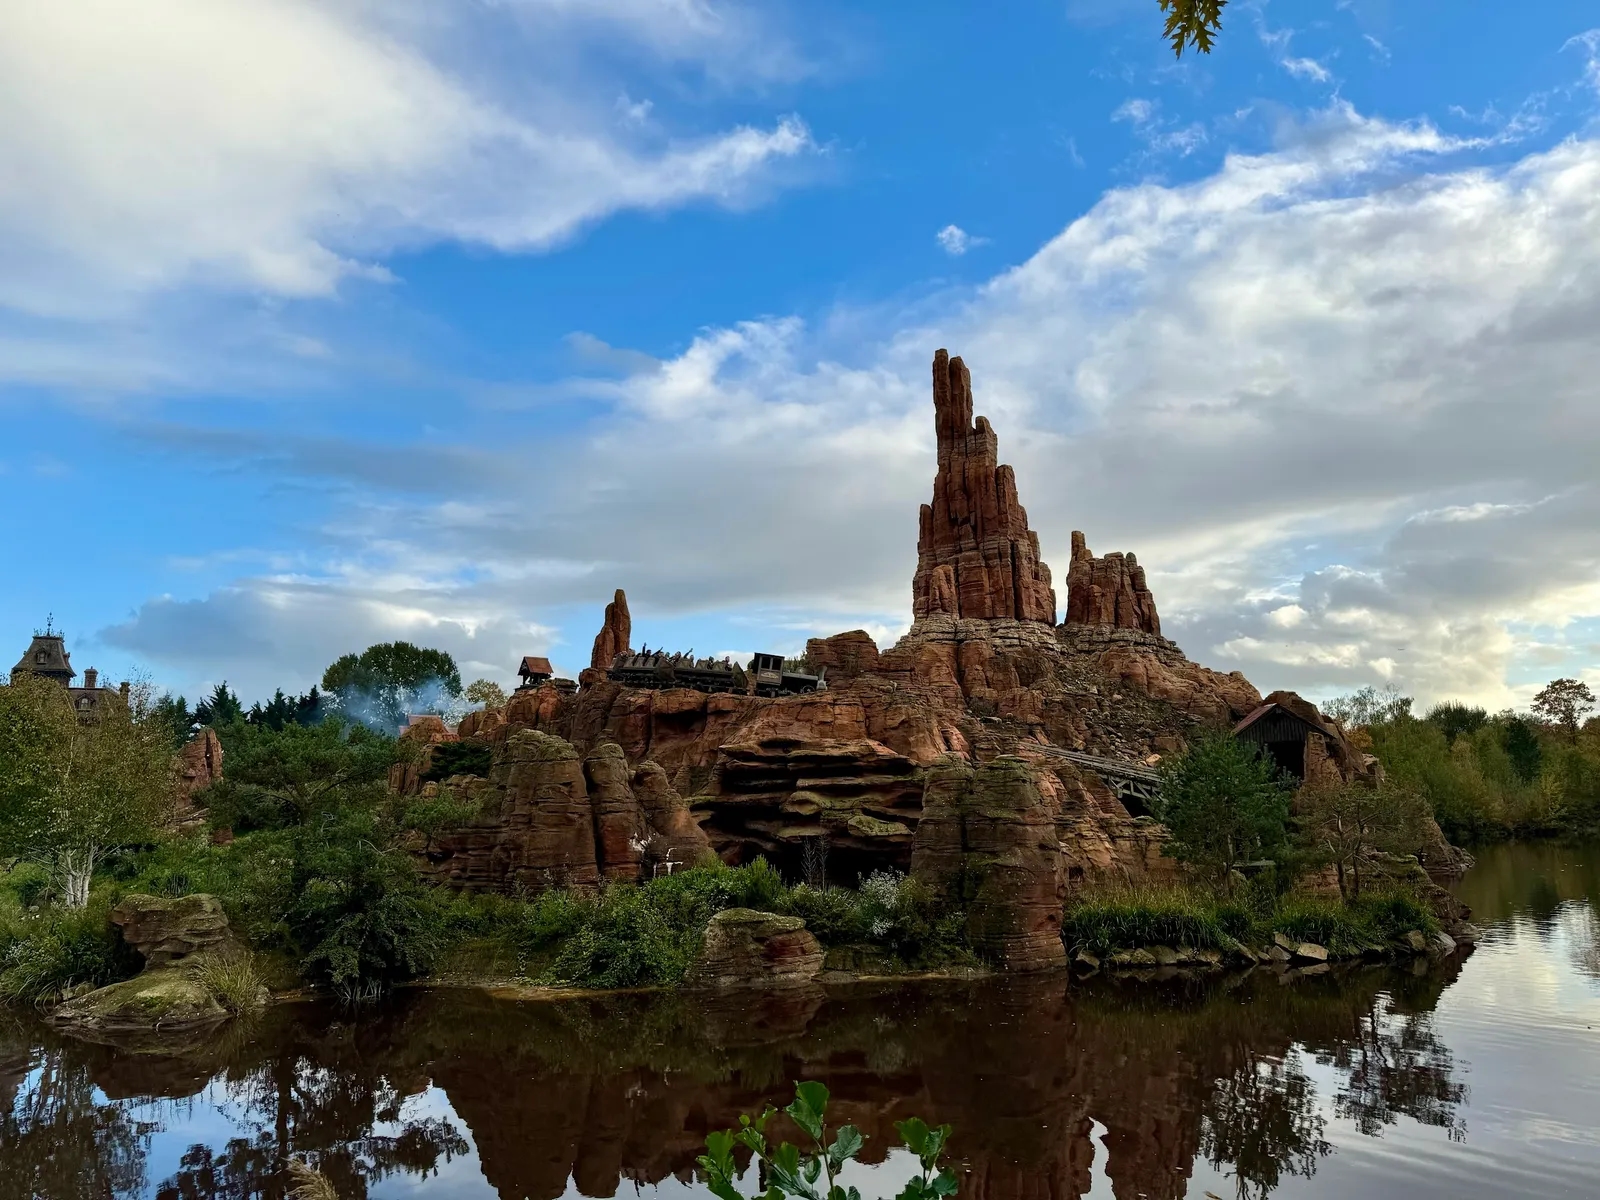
(1283, 56, 1332, 83)
(105, 103, 1600, 711)
(936, 225, 987, 256)
(0, 0, 813, 319)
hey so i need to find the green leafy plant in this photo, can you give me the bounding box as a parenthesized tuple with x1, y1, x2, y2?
(1154, 731, 1291, 894)
(698, 1082, 957, 1200)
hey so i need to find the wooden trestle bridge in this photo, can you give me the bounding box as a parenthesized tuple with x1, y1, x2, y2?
(1033, 745, 1163, 811)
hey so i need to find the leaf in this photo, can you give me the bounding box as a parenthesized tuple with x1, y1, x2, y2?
(787, 1081, 830, 1141)
(894, 1117, 930, 1158)
(765, 1141, 821, 1200)
(804, 1156, 823, 1184)
(930, 1169, 960, 1197)
(827, 1125, 864, 1170)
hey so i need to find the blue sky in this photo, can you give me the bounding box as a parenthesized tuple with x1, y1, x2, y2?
(3, 0, 1599, 711)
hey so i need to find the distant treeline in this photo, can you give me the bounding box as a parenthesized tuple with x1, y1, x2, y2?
(1326, 680, 1599, 841)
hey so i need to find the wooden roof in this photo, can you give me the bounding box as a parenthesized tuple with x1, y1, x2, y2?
(519, 655, 554, 677)
(1233, 702, 1325, 739)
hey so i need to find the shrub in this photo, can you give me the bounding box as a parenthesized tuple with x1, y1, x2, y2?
(284, 808, 445, 996)
(0, 894, 140, 1005)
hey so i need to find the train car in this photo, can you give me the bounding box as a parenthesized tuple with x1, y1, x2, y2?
(606, 650, 744, 693)
(748, 652, 827, 697)
(606, 649, 823, 696)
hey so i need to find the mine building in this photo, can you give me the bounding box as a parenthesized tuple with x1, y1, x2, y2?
(1233, 700, 1329, 783)
(10, 622, 129, 714)
(516, 655, 576, 695)
(517, 656, 554, 690)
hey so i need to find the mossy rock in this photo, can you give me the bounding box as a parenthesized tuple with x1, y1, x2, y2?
(48, 965, 227, 1034)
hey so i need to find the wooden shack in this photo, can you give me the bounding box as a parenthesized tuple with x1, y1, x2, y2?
(1233, 701, 1326, 782)
(517, 655, 554, 690)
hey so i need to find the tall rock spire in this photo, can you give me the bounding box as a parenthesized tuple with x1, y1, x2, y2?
(589, 589, 632, 669)
(1064, 531, 1161, 635)
(912, 350, 1057, 623)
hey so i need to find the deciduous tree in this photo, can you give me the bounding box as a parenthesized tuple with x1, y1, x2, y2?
(1154, 731, 1291, 893)
(0, 674, 175, 907)
(1532, 678, 1596, 744)
(1298, 779, 1430, 902)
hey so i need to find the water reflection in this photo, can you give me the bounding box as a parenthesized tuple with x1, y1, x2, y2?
(14, 841, 1600, 1200)
(4, 958, 1480, 1200)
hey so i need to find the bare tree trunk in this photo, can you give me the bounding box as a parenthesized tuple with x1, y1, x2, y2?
(57, 845, 97, 909)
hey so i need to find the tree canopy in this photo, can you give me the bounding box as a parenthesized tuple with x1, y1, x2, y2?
(1532, 678, 1596, 744)
(321, 642, 462, 733)
(0, 674, 175, 907)
(1155, 730, 1291, 892)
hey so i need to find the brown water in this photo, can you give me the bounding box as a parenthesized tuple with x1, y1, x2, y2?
(4, 841, 1599, 1200)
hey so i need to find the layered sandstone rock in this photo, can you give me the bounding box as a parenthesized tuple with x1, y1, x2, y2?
(696, 736, 925, 877)
(803, 630, 881, 683)
(174, 727, 223, 798)
(911, 350, 1056, 624)
(1063, 531, 1160, 634)
(910, 755, 1067, 971)
(589, 588, 632, 670)
(111, 893, 231, 966)
(684, 908, 824, 991)
(412, 730, 712, 892)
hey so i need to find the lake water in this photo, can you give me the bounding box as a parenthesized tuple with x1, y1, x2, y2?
(4, 841, 1599, 1200)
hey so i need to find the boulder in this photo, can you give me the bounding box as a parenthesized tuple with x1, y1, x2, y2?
(911, 350, 1056, 623)
(1405, 929, 1428, 953)
(49, 966, 228, 1035)
(1292, 942, 1329, 964)
(111, 894, 230, 966)
(684, 909, 824, 991)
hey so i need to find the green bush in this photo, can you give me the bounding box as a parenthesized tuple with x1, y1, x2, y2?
(1, 861, 53, 909)
(285, 808, 445, 996)
(0, 893, 140, 1005)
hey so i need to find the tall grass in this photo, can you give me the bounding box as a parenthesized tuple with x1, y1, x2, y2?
(1062, 879, 1437, 958)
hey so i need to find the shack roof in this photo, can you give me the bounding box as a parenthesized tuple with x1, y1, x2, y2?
(1234, 702, 1328, 740)
(519, 655, 554, 678)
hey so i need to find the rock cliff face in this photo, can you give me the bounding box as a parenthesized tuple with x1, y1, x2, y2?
(911, 350, 1056, 624)
(409, 728, 715, 892)
(1064, 531, 1160, 635)
(911, 756, 1067, 971)
(394, 347, 1453, 964)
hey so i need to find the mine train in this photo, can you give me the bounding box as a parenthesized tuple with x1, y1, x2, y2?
(606, 649, 826, 697)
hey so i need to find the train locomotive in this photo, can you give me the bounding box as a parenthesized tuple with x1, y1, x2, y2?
(605, 648, 826, 696)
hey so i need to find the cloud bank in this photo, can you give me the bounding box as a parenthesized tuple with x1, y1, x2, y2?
(0, 0, 813, 320)
(102, 102, 1600, 708)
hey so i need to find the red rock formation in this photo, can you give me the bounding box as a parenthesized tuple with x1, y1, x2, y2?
(1064, 531, 1160, 634)
(910, 755, 1067, 971)
(912, 350, 1056, 623)
(589, 588, 632, 670)
(583, 742, 647, 882)
(411, 728, 713, 892)
(174, 727, 223, 798)
(804, 629, 881, 684)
